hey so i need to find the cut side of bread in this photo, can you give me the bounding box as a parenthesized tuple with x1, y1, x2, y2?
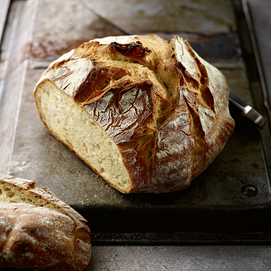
(34, 34, 235, 194)
(35, 80, 132, 193)
(0, 174, 91, 271)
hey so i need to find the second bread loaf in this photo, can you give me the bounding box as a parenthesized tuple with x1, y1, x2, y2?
(0, 174, 91, 271)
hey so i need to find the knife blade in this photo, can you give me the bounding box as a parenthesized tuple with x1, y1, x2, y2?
(229, 92, 266, 129)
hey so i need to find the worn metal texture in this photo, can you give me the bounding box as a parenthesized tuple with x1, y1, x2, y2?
(0, 0, 271, 245)
(0, 0, 10, 45)
(82, 0, 237, 34)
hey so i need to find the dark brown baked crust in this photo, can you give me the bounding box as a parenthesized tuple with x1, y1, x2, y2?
(34, 34, 235, 193)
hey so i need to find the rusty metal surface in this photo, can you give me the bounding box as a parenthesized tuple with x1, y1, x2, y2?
(0, 0, 271, 245)
(81, 0, 237, 35)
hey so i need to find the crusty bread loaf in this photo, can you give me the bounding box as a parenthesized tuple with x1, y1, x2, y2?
(0, 174, 91, 271)
(34, 34, 235, 194)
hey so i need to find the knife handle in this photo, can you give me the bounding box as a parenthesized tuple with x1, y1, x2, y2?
(229, 92, 266, 129)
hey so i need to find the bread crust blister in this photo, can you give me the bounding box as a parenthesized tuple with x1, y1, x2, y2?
(34, 34, 235, 193)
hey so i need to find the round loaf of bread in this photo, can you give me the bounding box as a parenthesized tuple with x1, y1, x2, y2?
(0, 174, 91, 271)
(34, 34, 235, 193)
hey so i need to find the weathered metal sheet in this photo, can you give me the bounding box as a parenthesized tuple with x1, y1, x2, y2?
(0, 0, 270, 246)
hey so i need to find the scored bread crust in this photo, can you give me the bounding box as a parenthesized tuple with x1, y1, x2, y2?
(34, 34, 235, 193)
(0, 174, 91, 271)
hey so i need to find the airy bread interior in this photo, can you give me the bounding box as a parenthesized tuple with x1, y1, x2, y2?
(0, 176, 60, 213)
(35, 81, 132, 193)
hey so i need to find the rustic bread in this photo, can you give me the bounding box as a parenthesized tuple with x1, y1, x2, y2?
(0, 173, 91, 271)
(34, 34, 235, 194)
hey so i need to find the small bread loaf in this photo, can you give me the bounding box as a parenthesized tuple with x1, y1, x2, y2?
(34, 34, 235, 194)
(0, 174, 91, 271)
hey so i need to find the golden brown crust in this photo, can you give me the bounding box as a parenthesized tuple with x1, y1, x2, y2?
(34, 34, 235, 194)
(0, 174, 91, 270)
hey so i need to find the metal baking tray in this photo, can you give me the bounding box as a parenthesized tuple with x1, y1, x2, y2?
(0, 0, 270, 245)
